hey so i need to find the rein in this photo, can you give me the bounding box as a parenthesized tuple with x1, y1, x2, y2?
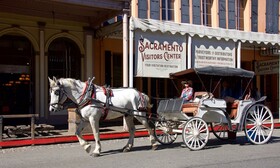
(51, 78, 155, 121)
(49, 85, 68, 110)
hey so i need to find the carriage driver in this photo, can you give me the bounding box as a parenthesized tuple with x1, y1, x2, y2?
(180, 80, 194, 103)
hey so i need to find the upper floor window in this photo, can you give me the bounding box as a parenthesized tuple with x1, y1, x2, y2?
(236, 0, 245, 30)
(202, 0, 212, 26)
(161, 0, 174, 21)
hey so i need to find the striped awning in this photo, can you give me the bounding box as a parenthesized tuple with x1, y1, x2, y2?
(130, 17, 280, 46)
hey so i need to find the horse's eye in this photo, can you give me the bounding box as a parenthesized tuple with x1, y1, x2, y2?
(54, 90, 60, 95)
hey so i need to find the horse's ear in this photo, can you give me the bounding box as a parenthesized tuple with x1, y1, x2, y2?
(48, 77, 53, 83)
(53, 76, 57, 82)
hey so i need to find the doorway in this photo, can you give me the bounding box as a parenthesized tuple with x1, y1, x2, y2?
(0, 35, 35, 124)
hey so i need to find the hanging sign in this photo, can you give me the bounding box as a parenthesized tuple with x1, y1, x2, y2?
(255, 59, 279, 75)
(135, 30, 186, 78)
(193, 37, 236, 68)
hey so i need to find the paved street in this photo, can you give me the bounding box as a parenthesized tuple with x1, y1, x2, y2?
(1, 129, 280, 168)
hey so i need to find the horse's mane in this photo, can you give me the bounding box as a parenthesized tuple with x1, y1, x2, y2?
(57, 78, 84, 91)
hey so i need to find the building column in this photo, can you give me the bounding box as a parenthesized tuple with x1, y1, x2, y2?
(39, 29, 45, 117)
(129, 23, 134, 87)
(237, 41, 241, 68)
(35, 52, 40, 116)
(279, 54, 280, 122)
(85, 34, 93, 79)
(123, 9, 129, 131)
(123, 12, 129, 87)
(188, 36, 192, 68)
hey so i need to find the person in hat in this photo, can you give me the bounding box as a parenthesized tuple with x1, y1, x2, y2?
(180, 80, 193, 103)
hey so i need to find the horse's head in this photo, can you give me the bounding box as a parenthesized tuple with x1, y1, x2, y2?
(48, 77, 68, 112)
(140, 92, 153, 109)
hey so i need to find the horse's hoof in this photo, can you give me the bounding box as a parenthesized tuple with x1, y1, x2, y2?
(84, 144, 92, 153)
(90, 153, 100, 157)
(122, 147, 130, 152)
(152, 145, 158, 151)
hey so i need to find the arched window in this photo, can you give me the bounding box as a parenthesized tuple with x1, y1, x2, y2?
(48, 38, 81, 79)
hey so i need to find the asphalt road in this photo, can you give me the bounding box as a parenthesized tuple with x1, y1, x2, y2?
(1, 129, 280, 168)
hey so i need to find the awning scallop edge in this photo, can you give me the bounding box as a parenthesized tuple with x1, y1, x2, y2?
(130, 17, 280, 46)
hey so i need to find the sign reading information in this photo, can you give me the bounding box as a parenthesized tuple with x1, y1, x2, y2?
(135, 30, 186, 78)
(193, 37, 236, 68)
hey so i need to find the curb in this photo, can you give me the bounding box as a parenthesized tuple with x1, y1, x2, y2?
(0, 130, 149, 148)
(1, 123, 280, 148)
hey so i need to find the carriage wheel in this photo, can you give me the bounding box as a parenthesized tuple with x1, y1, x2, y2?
(244, 104, 274, 145)
(182, 117, 209, 150)
(154, 121, 178, 145)
(211, 122, 229, 140)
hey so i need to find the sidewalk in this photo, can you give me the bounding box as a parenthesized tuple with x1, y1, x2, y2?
(0, 124, 148, 148)
(1, 120, 279, 148)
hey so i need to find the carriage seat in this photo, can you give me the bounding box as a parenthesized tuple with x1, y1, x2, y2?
(181, 91, 208, 116)
(226, 100, 239, 119)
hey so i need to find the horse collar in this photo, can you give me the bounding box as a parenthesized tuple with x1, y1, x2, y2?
(78, 80, 95, 107)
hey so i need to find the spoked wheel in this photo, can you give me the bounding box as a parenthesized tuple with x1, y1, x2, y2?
(154, 121, 178, 145)
(244, 104, 274, 145)
(182, 117, 209, 150)
(211, 122, 229, 140)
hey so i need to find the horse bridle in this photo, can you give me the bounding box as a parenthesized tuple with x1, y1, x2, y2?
(49, 82, 68, 111)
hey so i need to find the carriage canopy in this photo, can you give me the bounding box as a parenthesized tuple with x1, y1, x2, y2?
(170, 66, 255, 79)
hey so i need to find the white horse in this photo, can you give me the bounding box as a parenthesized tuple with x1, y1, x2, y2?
(48, 77, 157, 157)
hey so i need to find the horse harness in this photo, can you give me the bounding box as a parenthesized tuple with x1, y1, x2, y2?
(76, 77, 113, 121)
(54, 77, 149, 121)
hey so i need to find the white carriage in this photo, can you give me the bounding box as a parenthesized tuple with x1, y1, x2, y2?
(154, 66, 274, 150)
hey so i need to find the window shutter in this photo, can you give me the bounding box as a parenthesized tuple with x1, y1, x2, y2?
(228, 0, 236, 29)
(265, 0, 279, 34)
(251, 0, 258, 32)
(181, 0, 190, 23)
(219, 0, 226, 28)
(266, 0, 273, 33)
(138, 0, 148, 19)
(271, 0, 279, 34)
(192, 0, 201, 25)
(150, 0, 160, 19)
